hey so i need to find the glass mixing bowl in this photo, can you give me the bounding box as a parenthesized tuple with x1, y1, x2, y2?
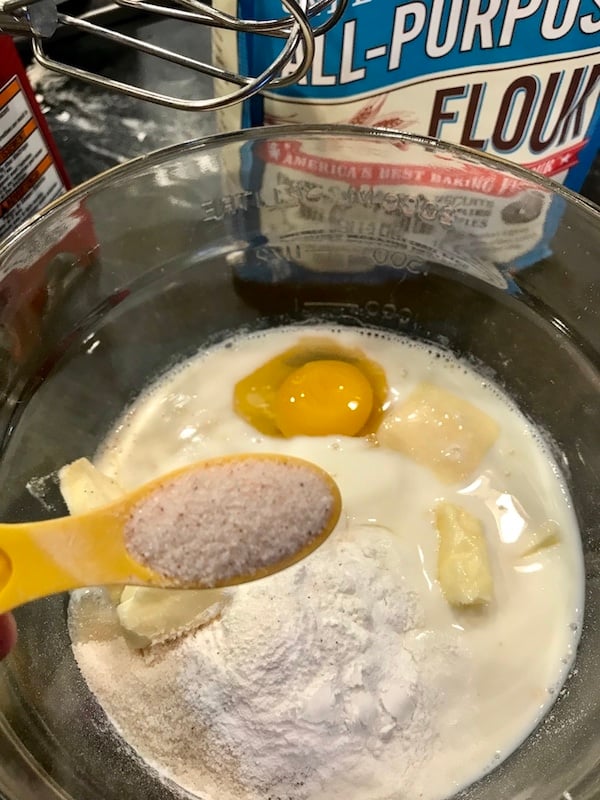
(0, 125, 598, 800)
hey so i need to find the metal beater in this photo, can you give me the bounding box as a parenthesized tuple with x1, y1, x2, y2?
(0, 0, 347, 110)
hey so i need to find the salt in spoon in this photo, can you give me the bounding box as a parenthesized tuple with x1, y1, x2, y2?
(0, 453, 341, 614)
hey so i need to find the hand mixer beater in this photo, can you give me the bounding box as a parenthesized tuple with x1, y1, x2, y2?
(0, 0, 347, 110)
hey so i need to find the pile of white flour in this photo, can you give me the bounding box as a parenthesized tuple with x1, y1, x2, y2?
(71, 528, 466, 800)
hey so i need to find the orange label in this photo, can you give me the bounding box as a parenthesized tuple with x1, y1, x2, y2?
(0, 77, 19, 108)
(0, 75, 65, 238)
(0, 117, 37, 164)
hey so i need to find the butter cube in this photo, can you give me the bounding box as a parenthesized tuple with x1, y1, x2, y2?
(435, 502, 493, 607)
(519, 520, 560, 558)
(378, 382, 499, 483)
(58, 457, 124, 515)
(117, 586, 225, 649)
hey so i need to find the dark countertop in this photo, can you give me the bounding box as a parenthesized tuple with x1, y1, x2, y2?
(22, 14, 218, 187)
(582, 156, 600, 208)
(16, 13, 600, 201)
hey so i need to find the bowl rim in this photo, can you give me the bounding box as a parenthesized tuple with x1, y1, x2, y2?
(1, 122, 600, 265)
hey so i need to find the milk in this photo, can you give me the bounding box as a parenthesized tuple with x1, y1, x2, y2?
(91, 324, 584, 798)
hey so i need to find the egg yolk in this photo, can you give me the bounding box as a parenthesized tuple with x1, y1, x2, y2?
(233, 336, 388, 437)
(274, 360, 374, 437)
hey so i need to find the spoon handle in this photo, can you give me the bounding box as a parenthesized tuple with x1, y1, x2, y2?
(0, 510, 155, 614)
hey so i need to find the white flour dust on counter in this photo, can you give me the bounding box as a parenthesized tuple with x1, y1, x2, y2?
(67, 325, 584, 800)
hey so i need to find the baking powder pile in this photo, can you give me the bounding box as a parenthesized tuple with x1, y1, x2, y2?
(72, 528, 464, 800)
(124, 457, 337, 585)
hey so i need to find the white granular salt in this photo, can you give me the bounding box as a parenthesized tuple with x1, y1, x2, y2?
(124, 458, 337, 586)
(72, 528, 465, 800)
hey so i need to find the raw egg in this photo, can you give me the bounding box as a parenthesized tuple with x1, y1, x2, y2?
(233, 337, 388, 437)
(275, 360, 373, 437)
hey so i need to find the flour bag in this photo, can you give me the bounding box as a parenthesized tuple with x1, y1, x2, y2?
(212, 1, 600, 276)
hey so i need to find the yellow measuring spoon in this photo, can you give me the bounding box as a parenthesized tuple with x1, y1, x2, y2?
(0, 453, 341, 615)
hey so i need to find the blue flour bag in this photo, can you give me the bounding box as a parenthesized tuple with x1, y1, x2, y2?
(212, 1, 599, 278)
